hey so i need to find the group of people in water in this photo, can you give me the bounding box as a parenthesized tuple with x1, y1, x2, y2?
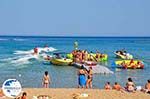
(121, 59, 144, 69)
(78, 66, 93, 88)
(72, 50, 105, 63)
(116, 50, 132, 58)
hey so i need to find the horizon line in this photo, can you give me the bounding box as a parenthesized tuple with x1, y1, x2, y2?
(0, 35, 150, 38)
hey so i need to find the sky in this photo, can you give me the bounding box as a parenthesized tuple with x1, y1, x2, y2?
(0, 0, 150, 36)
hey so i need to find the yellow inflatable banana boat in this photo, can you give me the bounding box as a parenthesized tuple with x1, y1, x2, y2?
(115, 60, 144, 69)
(51, 58, 73, 66)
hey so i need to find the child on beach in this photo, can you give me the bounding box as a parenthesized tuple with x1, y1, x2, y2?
(42, 71, 50, 88)
(104, 82, 112, 90)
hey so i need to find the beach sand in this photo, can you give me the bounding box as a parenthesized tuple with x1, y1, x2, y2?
(4, 88, 150, 99)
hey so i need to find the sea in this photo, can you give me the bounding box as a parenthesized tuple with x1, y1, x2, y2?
(0, 36, 150, 88)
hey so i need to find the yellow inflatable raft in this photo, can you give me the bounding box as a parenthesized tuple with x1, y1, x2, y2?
(51, 58, 73, 66)
(115, 60, 144, 69)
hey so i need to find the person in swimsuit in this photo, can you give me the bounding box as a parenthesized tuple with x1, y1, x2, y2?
(84, 50, 88, 61)
(42, 71, 50, 88)
(104, 82, 112, 90)
(20, 92, 27, 99)
(126, 78, 135, 92)
(129, 59, 135, 68)
(145, 80, 150, 94)
(136, 61, 144, 69)
(86, 67, 93, 88)
(113, 82, 122, 91)
(0, 89, 5, 98)
(142, 80, 150, 94)
(16, 92, 27, 99)
(78, 65, 86, 88)
(121, 61, 127, 69)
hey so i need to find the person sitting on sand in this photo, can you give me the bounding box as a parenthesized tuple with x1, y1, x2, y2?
(86, 67, 93, 88)
(0, 89, 5, 98)
(126, 78, 135, 92)
(104, 82, 112, 90)
(78, 65, 86, 88)
(142, 80, 150, 94)
(20, 92, 27, 99)
(113, 82, 122, 91)
(42, 71, 50, 88)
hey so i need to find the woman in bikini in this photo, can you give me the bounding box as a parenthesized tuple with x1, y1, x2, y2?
(104, 82, 112, 90)
(86, 67, 93, 88)
(126, 78, 135, 92)
(42, 71, 50, 88)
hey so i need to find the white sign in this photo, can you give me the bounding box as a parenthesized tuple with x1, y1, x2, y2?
(2, 79, 22, 98)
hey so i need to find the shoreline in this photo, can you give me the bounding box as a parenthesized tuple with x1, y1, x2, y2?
(3, 88, 150, 99)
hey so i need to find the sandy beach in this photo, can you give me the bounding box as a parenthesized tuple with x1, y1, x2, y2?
(2, 88, 149, 99)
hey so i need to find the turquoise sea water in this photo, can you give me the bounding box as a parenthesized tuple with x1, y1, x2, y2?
(0, 36, 150, 88)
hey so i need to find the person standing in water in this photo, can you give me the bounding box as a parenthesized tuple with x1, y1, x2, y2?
(74, 41, 78, 50)
(78, 65, 86, 88)
(42, 71, 51, 88)
(86, 67, 93, 88)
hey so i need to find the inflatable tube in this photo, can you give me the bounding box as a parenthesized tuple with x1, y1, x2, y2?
(51, 58, 73, 66)
(115, 60, 144, 69)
